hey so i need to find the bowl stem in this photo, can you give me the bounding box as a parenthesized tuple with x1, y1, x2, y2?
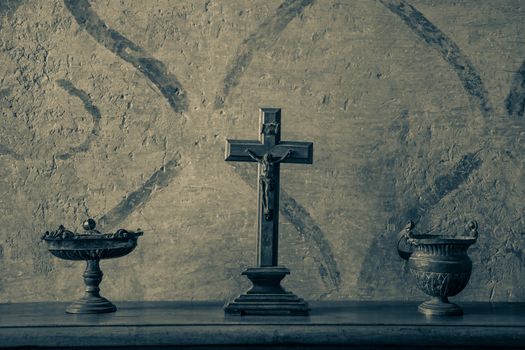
(65, 259, 116, 314)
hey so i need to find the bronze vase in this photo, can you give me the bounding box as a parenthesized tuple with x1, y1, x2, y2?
(397, 221, 478, 316)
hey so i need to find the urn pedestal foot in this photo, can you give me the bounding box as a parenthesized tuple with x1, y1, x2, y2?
(66, 259, 116, 314)
(224, 266, 309, 316)
(418, 296, 463, 316)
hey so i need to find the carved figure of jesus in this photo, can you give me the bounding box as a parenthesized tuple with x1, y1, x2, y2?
(245, 149, 293, 221)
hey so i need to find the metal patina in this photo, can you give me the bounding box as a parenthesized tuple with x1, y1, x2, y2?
(42, 219, 143, 314)
(224, 108, 313, 315)
(397, 220, 478, 316)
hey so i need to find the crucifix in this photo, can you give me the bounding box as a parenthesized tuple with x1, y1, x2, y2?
(224, 108, 313, 316)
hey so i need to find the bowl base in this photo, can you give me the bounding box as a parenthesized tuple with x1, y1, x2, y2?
(66, 296, 117, 314)
(418, 297, 463, 316)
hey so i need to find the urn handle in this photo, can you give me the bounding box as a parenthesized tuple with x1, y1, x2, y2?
(397, 221, 415, 260)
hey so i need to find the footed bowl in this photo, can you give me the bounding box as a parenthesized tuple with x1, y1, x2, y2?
(42, 218, 143, 314)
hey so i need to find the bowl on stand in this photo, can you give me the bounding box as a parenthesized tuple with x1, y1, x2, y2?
(42, 218, 143, 314)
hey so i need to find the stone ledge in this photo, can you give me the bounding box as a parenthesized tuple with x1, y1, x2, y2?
(0, 301, 524, 348)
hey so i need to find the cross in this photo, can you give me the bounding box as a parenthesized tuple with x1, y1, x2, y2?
(225, 108, 313, 267)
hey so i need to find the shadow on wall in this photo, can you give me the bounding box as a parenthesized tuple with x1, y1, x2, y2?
(0, 0, 24, 18)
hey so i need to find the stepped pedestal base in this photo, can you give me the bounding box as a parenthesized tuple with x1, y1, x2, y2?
(225, 266, 309, 316)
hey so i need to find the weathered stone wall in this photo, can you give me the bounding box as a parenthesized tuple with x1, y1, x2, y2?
(0, 0, 523, 303)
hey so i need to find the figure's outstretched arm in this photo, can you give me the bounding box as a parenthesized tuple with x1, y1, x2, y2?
(275, 149, 293, 163)
(245, 149, 261, 162)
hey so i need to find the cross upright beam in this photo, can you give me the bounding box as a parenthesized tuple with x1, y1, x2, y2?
(225, 108, 313, 267)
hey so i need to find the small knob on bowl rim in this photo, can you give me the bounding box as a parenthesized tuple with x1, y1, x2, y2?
(83, 218, 97, 231)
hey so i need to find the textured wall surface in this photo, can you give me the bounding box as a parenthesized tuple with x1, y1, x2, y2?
(0, 0, 524, 303)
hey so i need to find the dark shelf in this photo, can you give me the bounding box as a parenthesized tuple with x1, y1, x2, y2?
(0, 301, 524, 349)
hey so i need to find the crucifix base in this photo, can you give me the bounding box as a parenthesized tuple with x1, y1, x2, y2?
(224, 266, 310, 316)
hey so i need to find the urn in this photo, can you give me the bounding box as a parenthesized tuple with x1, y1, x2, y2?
(397, 220, 478, 316)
